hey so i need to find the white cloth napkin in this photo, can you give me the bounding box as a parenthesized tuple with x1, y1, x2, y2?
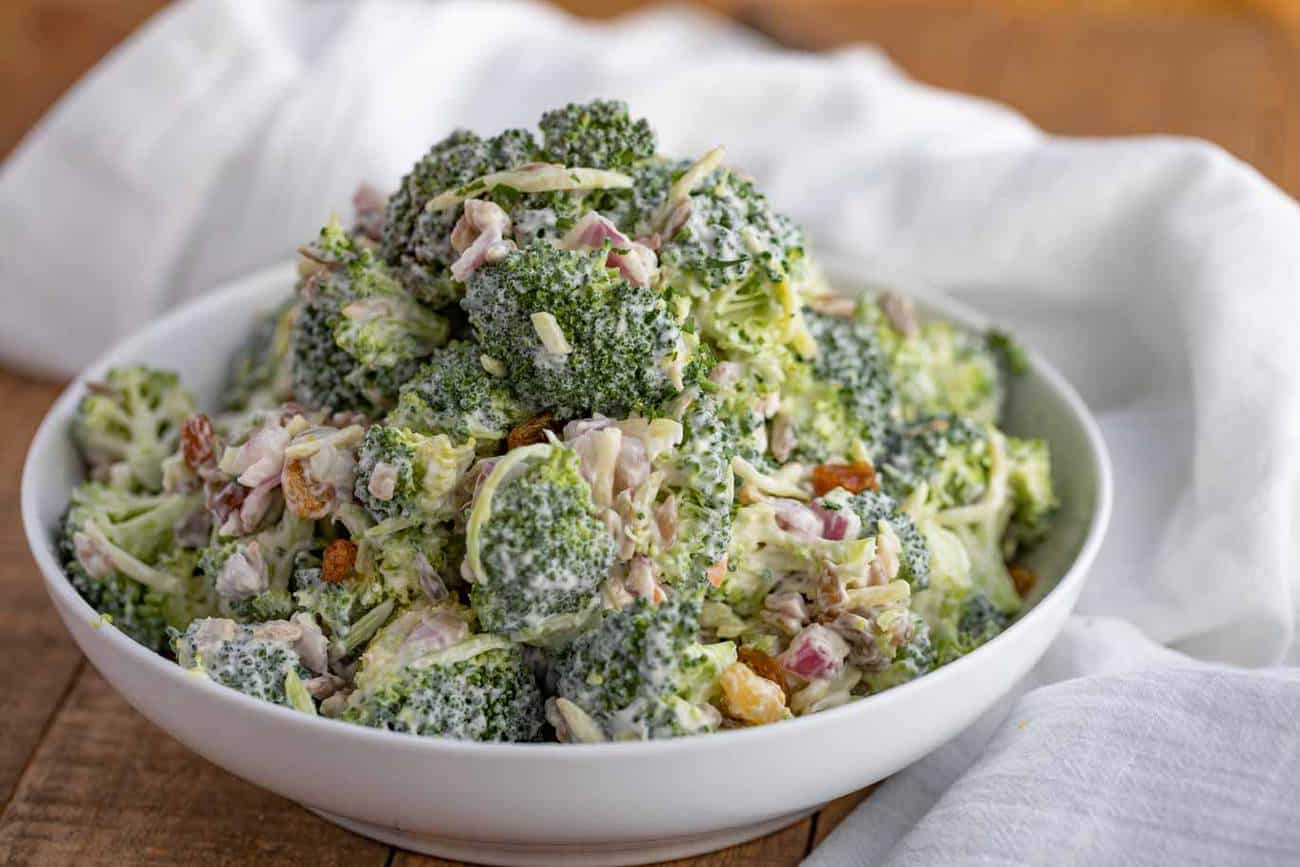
(3, 1, 1298, 863)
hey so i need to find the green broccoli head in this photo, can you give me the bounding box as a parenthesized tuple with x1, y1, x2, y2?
(60, 478, 217, 651)
(387, 341, 533, 445)
(871, 299, 1004, 424)
(356, 522, 454, 607)
(926, 590, 1009, 666)
(382, 128, 538, 304)
(354, 425, 474, 523)
(222, 300, 296, 412)
(553, 592, 730, 740)
(774, 308, 899, 464)
(462, 241, 684, 418)
(291, 222, 448, 415)
(1004, 436, 1057, 555)
(72, 366, 196, 491)
(292, 552, 406, 663)
(200, 507, 315, 618)
(879, 415, 992, 509)
(658, 391, 745, 584)
(862, 611, 935, 693)
(174, 618, 311, 706)
(836, 489, 930, 590)
(658, 166, 809, 356)
(343, 613, 543, 742)
(59, 482, 215, 653)
(466, 445, 615, 641)
(538, 99, 656, 170)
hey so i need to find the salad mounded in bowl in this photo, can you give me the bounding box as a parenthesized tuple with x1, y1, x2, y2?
(57, 100, 1056, 744)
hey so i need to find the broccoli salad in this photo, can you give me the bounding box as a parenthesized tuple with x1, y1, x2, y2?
(58, 100, 1057, 743)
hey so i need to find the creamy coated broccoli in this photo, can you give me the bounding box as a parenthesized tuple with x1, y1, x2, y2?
(57, 100, 1058, 742)
(466, 444, 615, 641)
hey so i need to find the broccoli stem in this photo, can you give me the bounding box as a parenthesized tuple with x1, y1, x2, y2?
(283, 669, 318, 715)
(335, 598, 396, 658)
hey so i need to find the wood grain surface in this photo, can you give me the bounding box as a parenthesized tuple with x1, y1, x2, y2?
(3, 1, 1298, 864)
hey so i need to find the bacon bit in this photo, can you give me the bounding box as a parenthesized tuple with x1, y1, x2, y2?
(282, 459, 333, 519)
(321, 539, 358, 584)
(181, 414, 217, 471)
(507, 412, 554, 450)
(1010, 565, 1038, 597)
(738, 646, 788, 698)
(706, 555, 728, 588)
(812, 462, 879, 497)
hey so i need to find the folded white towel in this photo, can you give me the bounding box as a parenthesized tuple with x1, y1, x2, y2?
(2, 2, 1297, 863)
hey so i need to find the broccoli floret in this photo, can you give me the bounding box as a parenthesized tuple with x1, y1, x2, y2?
(862, 612, 935, 693)
(388, 341, 532, 444)
(220, 588, 295, 624)
(586, 157, 682, 238)
(462, 241, 683, 418)
(292, 556, 401, 661)
(879, 415, 991, 509)
(778, 309, 897, 463)
(658, 166, 810, 356)
(987, 329, 1030, 376)
(63, 547, 209, 654)
(382, 128, 538, 304)
(839, 489, 930, 590)
(882, 418, 1047, 612)
(553, 593, 731, 740)
(175, 618, 311, 705)
(72, 366, 196, 491)
(201, 509, 315, 619)
(354, 425, 474, 523)
(466, 445, 615, 641)
(658, 391, 744, 585)
(222, 301, 295, 411)
(356, 522, 454, 606)
(59, 482, 214, 651)
(921, 591, 1009, 666)
(290, 222, 449, 415)
(872, 304, 1004, 424)
(537, 99, 656, 170)
(344, 613, 543, 742)
(1004, 436, 1057, 555)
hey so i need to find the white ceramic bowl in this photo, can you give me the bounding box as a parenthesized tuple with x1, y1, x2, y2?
(22, 262, 1111, 866)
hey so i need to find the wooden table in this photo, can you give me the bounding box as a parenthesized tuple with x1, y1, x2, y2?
(3, 2, 1299, 864)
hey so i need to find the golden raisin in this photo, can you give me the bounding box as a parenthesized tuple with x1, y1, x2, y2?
(1010, 565, 1038, 598)
(721, 663, 788, 725)
(282, 459, 333, 519)
(321, 539, 358, 584)
(507, 412, 554, 450)
(181, 414, 216, 470)
(812, 461, 879, 497)
(738, 646, 788, 698)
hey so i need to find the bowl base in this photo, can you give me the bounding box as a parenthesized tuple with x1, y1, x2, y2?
(307, 806, 817, 866)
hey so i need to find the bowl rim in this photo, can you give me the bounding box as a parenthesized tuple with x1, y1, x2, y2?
(21, 260, 1113, 760)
